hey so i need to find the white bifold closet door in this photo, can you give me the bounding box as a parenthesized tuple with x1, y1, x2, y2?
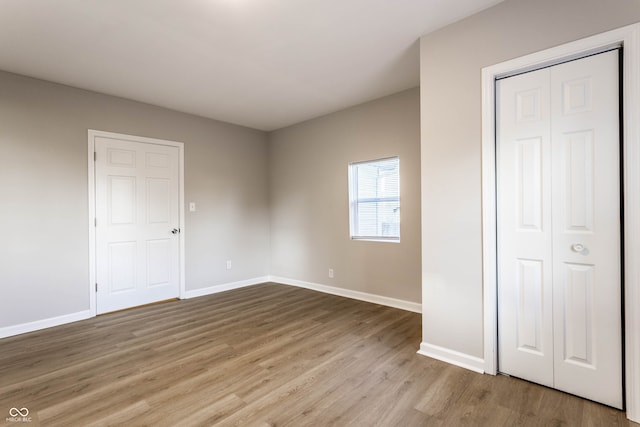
(497, 50, 622, 409)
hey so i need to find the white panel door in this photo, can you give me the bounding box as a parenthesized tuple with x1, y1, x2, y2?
(497, 50, 622, 408)
(550, 51, 622, 407)
(95, 136, 180, 314)
(497, 68, 555, 388)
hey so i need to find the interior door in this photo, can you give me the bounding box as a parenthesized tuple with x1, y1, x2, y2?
(95, 136, 180, 314)
(497, 50, 622, 408)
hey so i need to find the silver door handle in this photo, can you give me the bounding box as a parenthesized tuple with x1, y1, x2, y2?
(171, 228, 180, 234)
(571, 243, 585, 252)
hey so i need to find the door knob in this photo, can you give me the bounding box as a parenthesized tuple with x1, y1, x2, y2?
(571, 243, 585, 252)
(171, 228, 180, 234)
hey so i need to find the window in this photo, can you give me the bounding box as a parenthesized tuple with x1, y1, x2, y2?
(348, 156, 400, 242)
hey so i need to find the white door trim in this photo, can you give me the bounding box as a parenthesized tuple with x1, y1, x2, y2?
(88, 130, 186, 316)
(481, 23, 640, 422)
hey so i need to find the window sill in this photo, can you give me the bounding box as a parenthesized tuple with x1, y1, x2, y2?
(350, 237, 400, 243)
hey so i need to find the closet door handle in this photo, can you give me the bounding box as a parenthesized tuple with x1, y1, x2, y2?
(571, 243, 585, 252)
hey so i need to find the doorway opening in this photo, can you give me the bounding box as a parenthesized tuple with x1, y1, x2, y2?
(480, 23, 640, 422)
(495, 49, 622, 408)
(88, 130, 186, 315)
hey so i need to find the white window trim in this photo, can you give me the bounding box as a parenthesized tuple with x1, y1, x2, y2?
(348, 156, 401, 243)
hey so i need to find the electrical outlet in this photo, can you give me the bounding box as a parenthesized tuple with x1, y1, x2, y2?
(226, 260, 232, 270)
(328, 268, 334, 278)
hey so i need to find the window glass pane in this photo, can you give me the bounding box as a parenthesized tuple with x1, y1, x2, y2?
(349, 157, 400, 241)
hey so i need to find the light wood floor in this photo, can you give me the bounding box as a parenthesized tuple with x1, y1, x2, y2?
(0, 283, 635, 426)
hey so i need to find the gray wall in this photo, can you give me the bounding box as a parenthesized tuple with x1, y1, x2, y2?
(269, 88, 421, 304)
(0, 71, 270, 328)
(420, 0, 640, 358)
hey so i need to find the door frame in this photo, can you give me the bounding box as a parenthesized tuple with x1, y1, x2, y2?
(481, 23, 640, 421)
(88, 130, 186, 316)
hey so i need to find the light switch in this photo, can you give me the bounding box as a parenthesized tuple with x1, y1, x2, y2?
(189, 202, 196, 212)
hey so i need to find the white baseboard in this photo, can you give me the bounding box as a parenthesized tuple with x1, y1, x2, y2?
(0, 310, 93, 339)
(0, 276, 418, 339)
(417, 342, 485, 373)
(269, 276, 421, 313)
(182, 276, 269, 299)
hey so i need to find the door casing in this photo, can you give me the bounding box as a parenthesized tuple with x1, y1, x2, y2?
(88, 130, 186, 315)
(481, 23, 640, 421)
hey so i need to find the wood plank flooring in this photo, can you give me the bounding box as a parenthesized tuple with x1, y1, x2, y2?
(0, 283, 635, 426)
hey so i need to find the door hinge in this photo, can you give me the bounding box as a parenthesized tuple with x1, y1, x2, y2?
(94, 152, 97, 162)
(94, 218, 97, 227)
(95, 283, 98, 292)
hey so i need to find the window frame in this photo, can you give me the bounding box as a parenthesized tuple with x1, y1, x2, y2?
(348, 156, 400, 243)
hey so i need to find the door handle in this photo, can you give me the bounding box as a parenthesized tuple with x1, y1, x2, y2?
(571, 243, 585, 252)
(171, 228, 180, 235)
